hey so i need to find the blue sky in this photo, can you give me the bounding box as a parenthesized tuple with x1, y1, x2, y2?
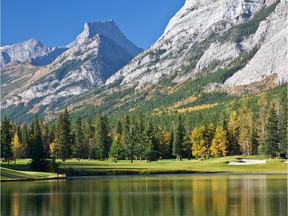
(1, 0, 184, 48)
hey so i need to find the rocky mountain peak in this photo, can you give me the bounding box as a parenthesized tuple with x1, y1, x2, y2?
(67, 20, 142, 56)
(0, 39, 52, 67)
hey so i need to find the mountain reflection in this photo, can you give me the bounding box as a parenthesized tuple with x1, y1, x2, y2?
(1, 175, 287, 216)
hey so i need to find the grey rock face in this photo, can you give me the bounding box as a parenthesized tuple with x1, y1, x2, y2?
(67, 20, 142, 56)
(0, 39, 51, 66)
(106, 0, 286, 90)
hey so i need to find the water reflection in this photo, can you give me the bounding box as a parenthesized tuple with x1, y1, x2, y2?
(1, 175, 287, 216)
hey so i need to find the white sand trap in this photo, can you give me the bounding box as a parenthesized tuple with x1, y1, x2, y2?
(229, 159, 267, 165)
(284, 161, 288, 164)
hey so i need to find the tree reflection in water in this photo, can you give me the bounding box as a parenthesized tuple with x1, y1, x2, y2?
(1, 175, 287, 216)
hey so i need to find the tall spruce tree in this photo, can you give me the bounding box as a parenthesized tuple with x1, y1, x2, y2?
(21, 123, 29, 158)
(56, 108, 72, 161)
(125, 124, 137, 163)
(109, 121, 125, 162)
(74, 117, 86, 159)
(172, 116, 185, 160)
(238, 100, 253, 155)
(134, 114, 145, 160)
(257, 93, 269, 147)
(1, 116, 13, 163)
(158, 127, 172, 159)
(227, 111, 240, 155)
(263, 104, 279, 158)
(94, 114, 110, 160)
(278, 91, 288, 157)
(31, 115, 45, 161)
(83, 116, 95, 159)
(109, 134, 123, 162)
(143, 121, 158, 162)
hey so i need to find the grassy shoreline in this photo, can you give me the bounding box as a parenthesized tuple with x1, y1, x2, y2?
(1, 156, 287, 182)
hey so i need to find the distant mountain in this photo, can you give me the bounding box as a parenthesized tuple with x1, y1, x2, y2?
(1, 0, 287, 122)
(1, 20, 142, 120)
(0, 39, 67, 67)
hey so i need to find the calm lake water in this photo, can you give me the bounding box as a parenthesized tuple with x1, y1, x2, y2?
(1, 174, 287, 216)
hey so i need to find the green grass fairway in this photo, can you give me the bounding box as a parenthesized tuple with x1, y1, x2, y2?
(1, 157, 287, 180)
(0, 167, 62, 181)
(58, 156, 287, 176)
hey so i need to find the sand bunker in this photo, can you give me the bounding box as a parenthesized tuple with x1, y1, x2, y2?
(228, 159, 267, 165)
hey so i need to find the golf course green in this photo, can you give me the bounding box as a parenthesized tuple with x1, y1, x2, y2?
(1, 156, 287, 181)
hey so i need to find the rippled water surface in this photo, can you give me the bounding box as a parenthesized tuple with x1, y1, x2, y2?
(1, 174, 287, 216)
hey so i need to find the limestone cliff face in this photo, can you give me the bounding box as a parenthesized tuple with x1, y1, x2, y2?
(106, 0, 284, 90)
(0, 39, 53, 66)
(225, 0, 288, 88)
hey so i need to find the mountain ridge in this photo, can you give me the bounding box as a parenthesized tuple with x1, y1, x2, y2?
(1, 21, 142, 119)
(1, 0, 287, 122)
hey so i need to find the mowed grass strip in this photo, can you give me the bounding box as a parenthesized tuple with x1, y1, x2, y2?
(58, 156, 287, 175)
(1, 156, 287, 180)
(0, 165, 61, 181)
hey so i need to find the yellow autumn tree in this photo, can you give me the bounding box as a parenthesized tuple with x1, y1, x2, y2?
(238, 100, 254, 155)
(50, 140, 60, 159)
(191, 126, 207, 158)
(210, 126, 227, 156)
(11, 132, 23, 164)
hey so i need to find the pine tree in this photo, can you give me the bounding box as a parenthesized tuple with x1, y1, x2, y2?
(134, 114, 145, 160)
(158, 127, 171, 159)
(262, 104, 279, 158)
(218, 111, 228, 130)
(257, 92, 269, 147)
(74, 117, 86, 159)
(41, 123, 50, 158)
(94, 113, 110, 160)
(115, 120, 122, 135)
(31, 115, 45, 161)
(83, 116, 95, 159)
(143, 121, 158, 162)
(238, 101, 253, 155)
(172, 116, 185, 160)
(278, 91, 288, 157)
(56, 108, 72, 161)
(11, 132, 23, 163)
(227, 111, 240, 155)
(0, 116, 13, 163)
(125, 124, 137, 163)
(21, 123, 29, 158)
(109, 134, 123, 162)
(210, 126, 227, 157)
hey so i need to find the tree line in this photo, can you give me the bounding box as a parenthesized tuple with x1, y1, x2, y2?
(1, 91, 287, 169)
